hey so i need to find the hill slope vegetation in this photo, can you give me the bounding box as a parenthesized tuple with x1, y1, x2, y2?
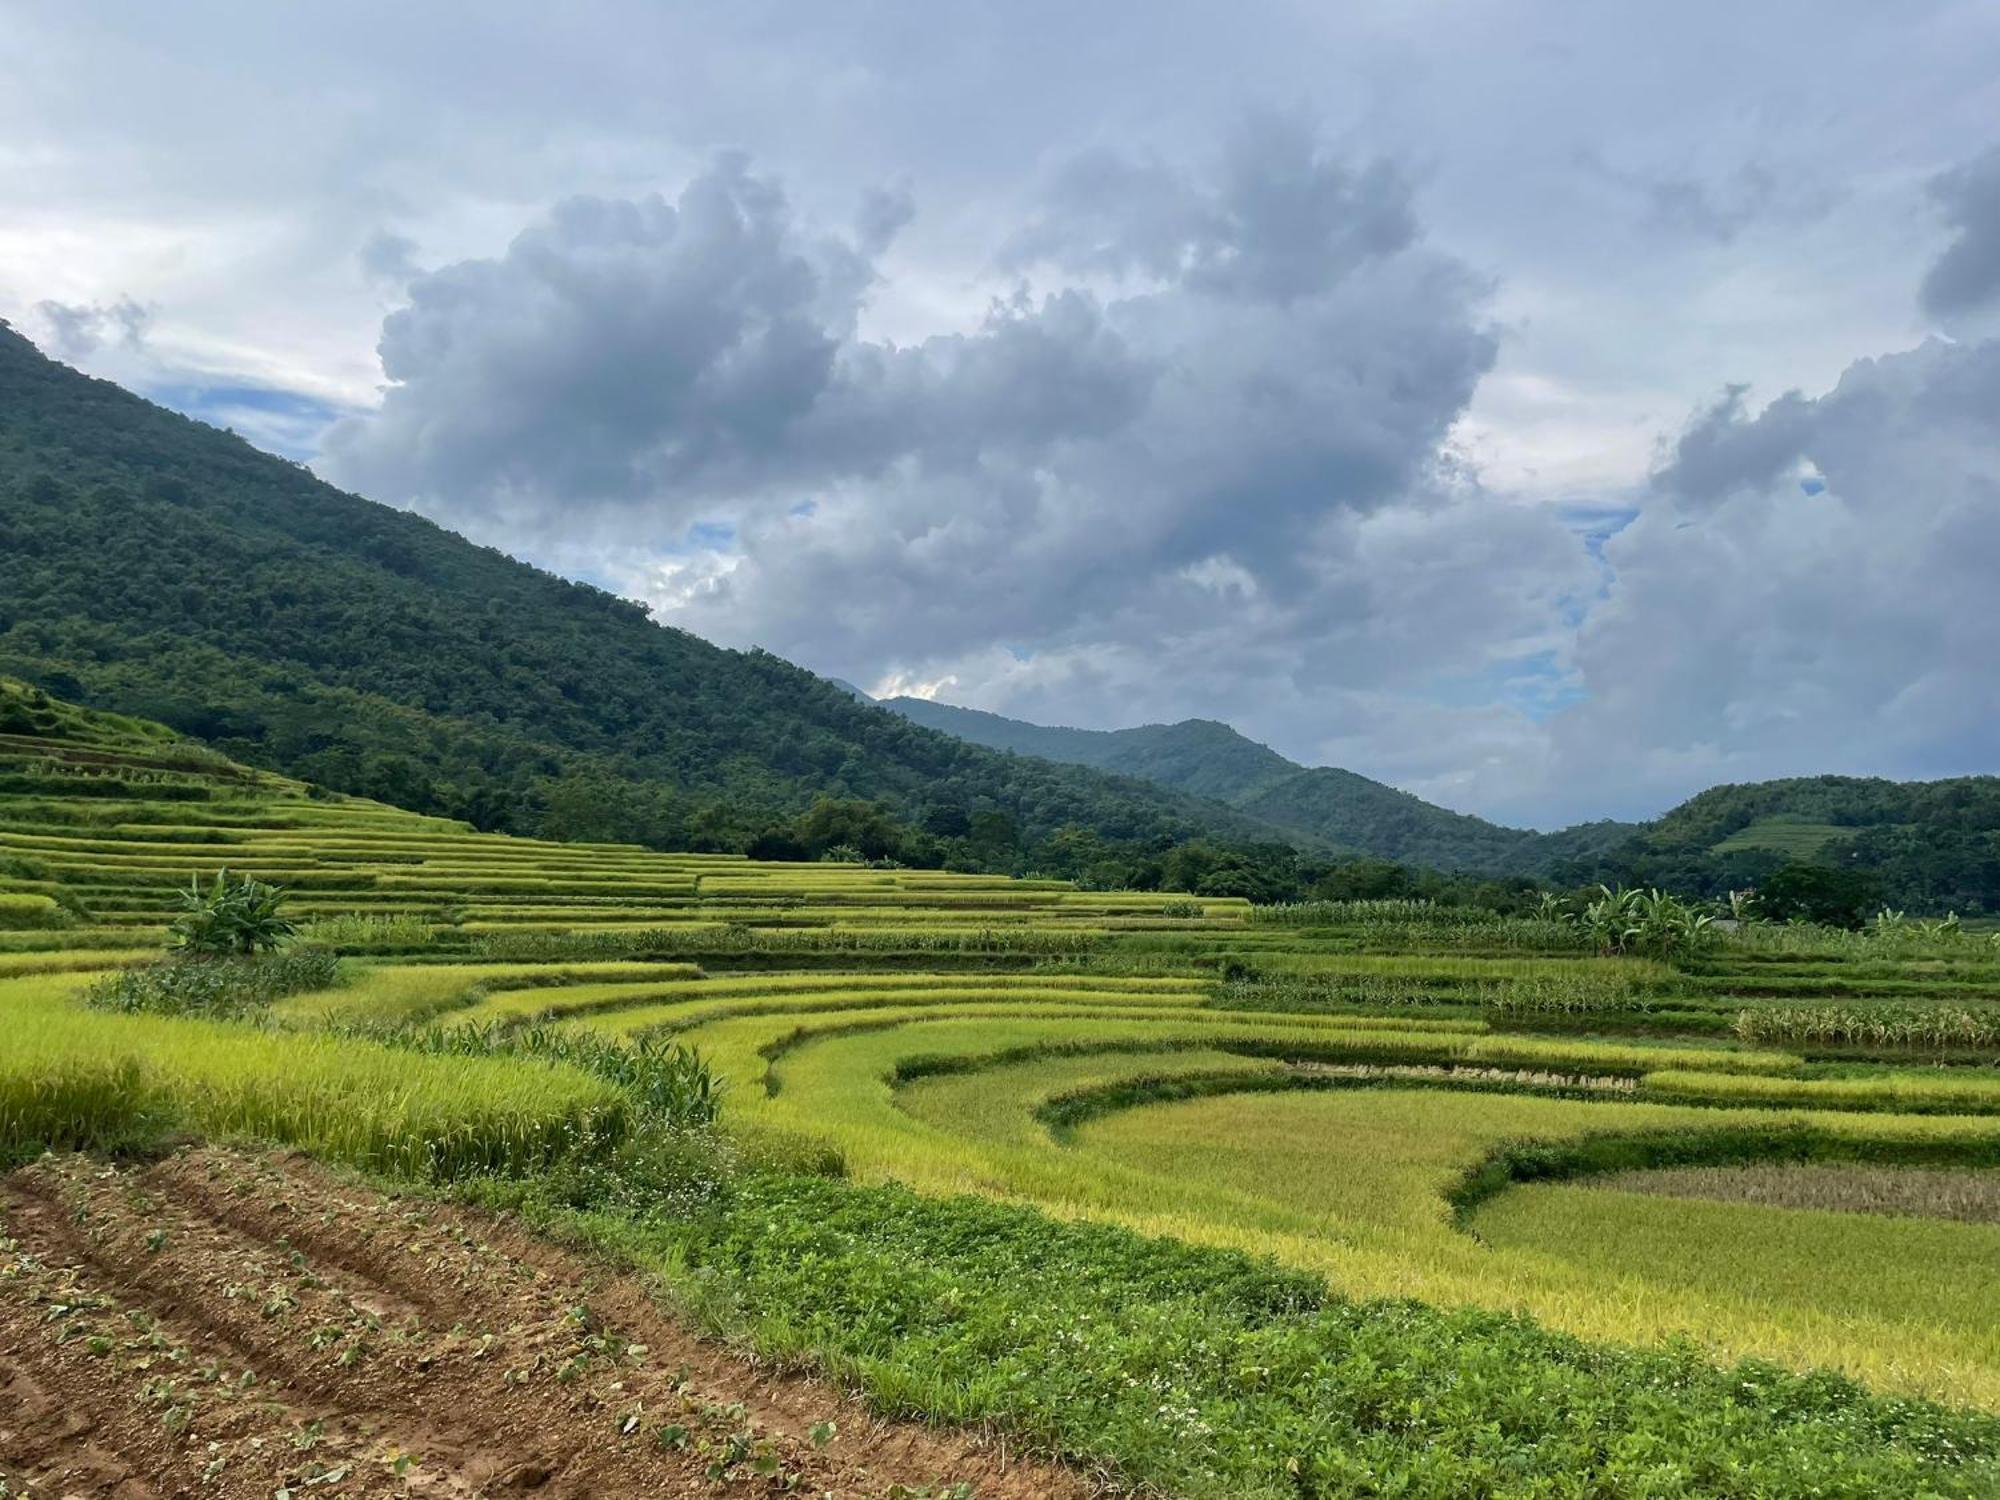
(881, 700, 2000, 911)
(884, 695, 1628, 873)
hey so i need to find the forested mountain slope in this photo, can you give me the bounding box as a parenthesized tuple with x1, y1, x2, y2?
(880, 697, 1999, 909)
(0, 324, 1306, 872)
(1609, 774, 2000, 913)
(882, 694, 1611, 873)
(883, 698, 1300, 803)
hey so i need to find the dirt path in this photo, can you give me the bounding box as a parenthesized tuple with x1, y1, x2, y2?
(0, 1149, 1100, 1499)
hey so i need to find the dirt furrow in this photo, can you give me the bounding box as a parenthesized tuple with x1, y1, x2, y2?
(3, 1176, 477, 1497)
(0, 1208, 411, 1499)
(2, 1149, 1099, 1499)
(0, 1321, 161, 1500)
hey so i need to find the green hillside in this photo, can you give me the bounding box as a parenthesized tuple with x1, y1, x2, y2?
(883, 694, 1603, 873)
(0, 324, 1309, 878)
(1236, 764, 1543, 870)
(879, 698, 1999, 911)
(1611, 775, 2000, 914)
(883, 697, 1300, 802)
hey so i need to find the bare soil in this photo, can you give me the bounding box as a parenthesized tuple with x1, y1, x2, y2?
(0, 1148, 1099, 1499)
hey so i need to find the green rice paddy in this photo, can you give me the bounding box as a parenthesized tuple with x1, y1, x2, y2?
(5, 716, 2000, 1493)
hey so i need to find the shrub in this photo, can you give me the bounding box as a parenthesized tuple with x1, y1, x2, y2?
(1574, 886, 1716, 960)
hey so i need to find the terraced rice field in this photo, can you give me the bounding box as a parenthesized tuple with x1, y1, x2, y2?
(6, 705, 2000, 1496)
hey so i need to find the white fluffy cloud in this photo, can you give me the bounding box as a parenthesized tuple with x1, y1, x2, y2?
(321, 126, 1594, 810)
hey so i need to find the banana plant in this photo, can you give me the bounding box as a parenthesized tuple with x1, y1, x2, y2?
(168, 869, 297, 957)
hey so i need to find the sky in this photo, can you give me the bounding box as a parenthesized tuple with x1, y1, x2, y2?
(4, 1, 1998, 829)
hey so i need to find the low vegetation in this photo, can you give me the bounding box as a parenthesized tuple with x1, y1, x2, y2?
(85, 948, 340, 1018)
(3, 696, 2000, 1495)
(1587, 1161, 2000, 1225)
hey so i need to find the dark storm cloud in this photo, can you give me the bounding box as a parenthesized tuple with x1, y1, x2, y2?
(1921, 145, 2000, 319)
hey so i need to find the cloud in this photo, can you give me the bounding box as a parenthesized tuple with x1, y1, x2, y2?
(320, 123, 1584, 771)
(317, 122, 1595, 811)
(33, 297, 151, 359)
(1574, 152, 1811, 244)
(1501, 333, 2000, 824)
(1921, 145, 2000, 320)
(1650, 383, 1816, 509)
(1003, 113, 1419, 302)
(358, 230, 423, 287)
(322, 155, 882, 535)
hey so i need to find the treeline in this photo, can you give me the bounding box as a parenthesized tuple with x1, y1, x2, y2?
(1546, 808, 2000, 920)
(739, 801, 1553, 908)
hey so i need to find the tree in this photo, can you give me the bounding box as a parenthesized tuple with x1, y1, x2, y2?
(1752, 863, 1883, 928)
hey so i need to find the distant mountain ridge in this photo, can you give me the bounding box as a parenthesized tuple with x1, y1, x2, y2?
(879, 694, 1626, 873)
(878, 695, 2000, 909)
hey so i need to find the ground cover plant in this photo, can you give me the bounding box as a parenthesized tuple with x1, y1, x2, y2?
(3, 694, 2000, 1495)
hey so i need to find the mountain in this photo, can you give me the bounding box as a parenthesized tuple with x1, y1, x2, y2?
(881, 695, 1617, 873)
(880, 697, 2000, 911)
(1611, 774, 2000, 914)
(0, 323, 1311, 876)
(883, 698, 1299, 803)
(6, 323, 1989, 911)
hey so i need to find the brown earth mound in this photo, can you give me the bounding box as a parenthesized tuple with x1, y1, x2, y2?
(0, 1148, 1099, 1499)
